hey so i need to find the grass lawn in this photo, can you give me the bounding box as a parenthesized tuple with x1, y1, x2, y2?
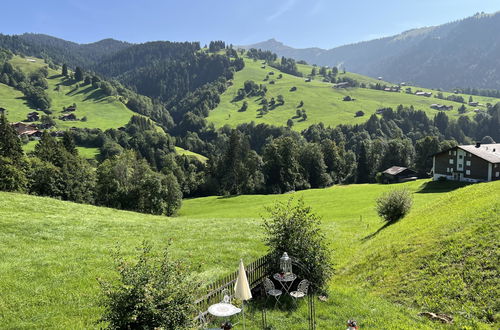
(175, 146, 208, 162)
(1, 180, 497, 328)
(208, 58, 499, 131)
(22, 140, 100, 160)
(1, 56, 135, 130)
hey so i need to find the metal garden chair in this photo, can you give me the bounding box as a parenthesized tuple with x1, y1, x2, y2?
(197, 310, 219, 330)
(263, 277, 282, 307)
(290, 279, 309, 305)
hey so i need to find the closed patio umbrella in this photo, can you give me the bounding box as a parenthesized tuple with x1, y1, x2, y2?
(234, 259, 252, 329)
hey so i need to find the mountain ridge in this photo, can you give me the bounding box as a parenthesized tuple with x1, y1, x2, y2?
(241, 11, 500, 89)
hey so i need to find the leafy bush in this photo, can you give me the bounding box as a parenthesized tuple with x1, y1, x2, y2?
(98, 241, 198, 329)
(376, 188, 413, 223)
(263, 198, 332, 290)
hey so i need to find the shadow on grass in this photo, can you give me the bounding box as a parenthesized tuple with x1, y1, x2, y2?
(73, 85, 95, 96)
(83, 89, 107, 102)
(59, 77, 76, 86)
(416, 180, 471, 194)
(48, 74, 63, 79)
(217, 194, 241, 199)
(362, 221, 396, 241)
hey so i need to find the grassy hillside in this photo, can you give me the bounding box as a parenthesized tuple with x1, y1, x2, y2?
(208, 57, 500, 130)
(175, 146, 208, 162)
(339, 181, 500, 325)
(22, 140, 100, 160)
(1, 56, 135, 130)
(1, 180, 497, 328)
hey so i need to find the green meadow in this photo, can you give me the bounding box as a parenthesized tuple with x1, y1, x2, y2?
(175, 146, 208, 162)
(1, 56, 135, 130)
(1, 179, 498, 328)
(208, 57, 500, 130)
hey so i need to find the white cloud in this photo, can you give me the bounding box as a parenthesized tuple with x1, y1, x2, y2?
(266, 0, 297, 21)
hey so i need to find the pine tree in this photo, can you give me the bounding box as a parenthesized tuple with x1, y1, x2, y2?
(62, 64, 68, 76)
(74, 67, 84, 81)
(0, 114, 24, 165)
(62, 131, 77, 155)
(356, 143, 370, 183)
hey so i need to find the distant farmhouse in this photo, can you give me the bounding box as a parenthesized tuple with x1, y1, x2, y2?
(333, 82, 350, 88)
(415, 91, 432, 97)
(381, 166, 417, 183)
(59, 113, 77, 121)
(430, 104, 453, 111)
(383, 86, 400, 92)
(10, 122, 43, 139)
(62, 105, 77, 113)
(26, 111, 40, 122)
(432, 143, 500, 182)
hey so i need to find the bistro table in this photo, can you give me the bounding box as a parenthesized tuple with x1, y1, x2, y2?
(208, 302, 242, 318)
(273, 272, 297, 296)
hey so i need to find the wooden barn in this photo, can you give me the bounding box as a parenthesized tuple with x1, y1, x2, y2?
(381, 166, 418, 183)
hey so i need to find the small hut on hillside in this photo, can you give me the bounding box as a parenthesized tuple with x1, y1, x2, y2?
(381, 166, 417, 183)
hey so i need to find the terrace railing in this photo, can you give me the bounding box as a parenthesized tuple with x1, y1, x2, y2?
(194, 253, 274, 311)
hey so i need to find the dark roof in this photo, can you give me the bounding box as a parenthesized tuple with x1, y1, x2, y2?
(382, 166, 414, 175)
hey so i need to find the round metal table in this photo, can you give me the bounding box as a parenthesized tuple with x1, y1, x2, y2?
(273, 273, 297, 295)
(208, 303, 241, 317)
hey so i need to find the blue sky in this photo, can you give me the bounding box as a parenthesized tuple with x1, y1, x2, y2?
(1, 0, 499, 48)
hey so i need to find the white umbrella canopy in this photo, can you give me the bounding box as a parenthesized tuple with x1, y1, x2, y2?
(234, 259, 252, 301)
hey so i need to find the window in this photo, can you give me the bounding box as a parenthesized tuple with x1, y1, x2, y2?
(458, 164, 463, 168)
(466, 170, 471, 175)
(466, 160, 471, 166)
(449, 159, 454, 164)
(467, 152, 471, 157)
(448, 150, 452, 155)
(446, 168, 451, 173)
(496, 172, 499, 177)
(459, 155, 463, 159)
(453, 151, 457, 156)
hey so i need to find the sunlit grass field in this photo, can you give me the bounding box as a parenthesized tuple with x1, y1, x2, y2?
(1, 180, 498, 328)
(1, 56, 135, 130)
(208, 57, 499, 131)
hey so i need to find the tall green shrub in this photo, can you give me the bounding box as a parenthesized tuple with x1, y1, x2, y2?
(98, 242, 198, 329)
(263, 198, 332, 290)
(376, 188, 413, 223)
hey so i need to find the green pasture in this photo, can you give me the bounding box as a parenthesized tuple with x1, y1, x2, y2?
(175, 146, 208, 162)
(1, 56, 135, 130)
(1, 180, 497, 328)
(208, 58, 499, 130)
(22, 140, 99, 160)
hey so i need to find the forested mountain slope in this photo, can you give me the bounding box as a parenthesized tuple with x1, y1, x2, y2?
(0, 33, 130, 68)
(243, 12, 500, 89)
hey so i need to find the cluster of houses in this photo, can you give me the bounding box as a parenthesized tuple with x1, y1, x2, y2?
(1, 104, 81, 140)
(10, 122, 44, 139)
(381, 143, 500, 184)
(10, 121, 69, 140)
(430, 104, 454, 111)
